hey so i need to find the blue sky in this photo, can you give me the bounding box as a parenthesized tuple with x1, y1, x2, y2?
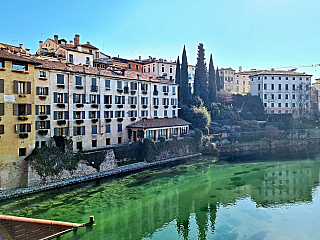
(2, 0, 320, 80)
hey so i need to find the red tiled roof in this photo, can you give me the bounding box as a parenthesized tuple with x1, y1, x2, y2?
(127, 118, 190, 129)
(34, 58, 176, 84)
(0, 50, 39, 64)
(81, 43, 98, 49)
(0, 43, 27, 54)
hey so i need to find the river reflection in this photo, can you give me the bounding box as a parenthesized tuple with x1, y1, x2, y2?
(1, 147, 320, 240)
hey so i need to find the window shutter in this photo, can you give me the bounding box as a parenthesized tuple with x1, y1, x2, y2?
(46, 121, 50, 129)
(54, 92, 58, 103)
(45, 87, 49, 95)
(0, 103, 4, 116)
(82, 126, 85, 135)
(27, 82, 31, 94)
(36, 87, 40, 95)
(146, 97, 148, 105)
(135, 97, 137, 104)
(89, 111, 92, 119)
(55, 128, 58, 136)
(89, 94, 92, 104)
(122, 111, 124, 117)
(64, 93, 68, 103)
(92, 78, 96, 86)
(36, 121, 39, 130)
(57, 74, 64, 84)
(157, 98, 159, 105)
(13, 104, 18, 115)
(122, 96, 125, 104)
(0, 79, 4, 93)
(73, 111, 76, 120)
(82, 94, 86, 103)
(73, 126, 77, 136)
(54, 111, 58, 120)
(64, 111, 69, 120)
(82, 111, 85, 119)
(115, 96, 118, 104)
(97, 95, 100, 104)
(15, 124, 19, 133)
(64, 127, 68, 136)
(46, 105, 50, 115)
(104, 111, 107, 118)
(35, 105, 39, 115)
(14, 80, 18, 93)
(97, 111, 100, 118)
(73, 93, 76, 103)
(110, 111, 113, 118)
(104, 95, 107, 104)
(27, 124, 31, 132)
(26, 104, 31, 115)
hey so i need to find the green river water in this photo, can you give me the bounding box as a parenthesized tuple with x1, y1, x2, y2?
(1, 146, 320, 240)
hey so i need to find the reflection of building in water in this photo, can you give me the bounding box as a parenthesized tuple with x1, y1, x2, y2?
(251, 163, 320, 206)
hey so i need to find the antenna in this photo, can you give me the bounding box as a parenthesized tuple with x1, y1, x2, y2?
(103, 43, 106, 53)
(41, 32, 45, 41)
(12, 37, 18, 46)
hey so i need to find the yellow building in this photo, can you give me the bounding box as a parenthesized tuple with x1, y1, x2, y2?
(0, 49, 38, 190)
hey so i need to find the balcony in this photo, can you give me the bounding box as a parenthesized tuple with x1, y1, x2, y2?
(142, 105, 148, 109)
(57, 120, 66, 125)
(153, 91, 158, 95)
(76, 103, 84, 108)
(124, 86, 129, 94)
(105, 104, 112, 109)
(131, 90, 136, 95)
(76, 85, 84, 89)
(38, 130, 48, 136)
(76, 119, 84, 124)
(117, 89, 123, 94)
(91, 104, 98, 108)
(117, 104, 123, 108)
(38, 115, 48, 120)
(91, 85, 98, 92)
(130, 104, 136, 109)
(117, 118, 123, 122)
(18, 116, 29, 121)
(19, 133, 28, 139)
(105, 118, 112, 123)
(57, 103, 65, 108)
(91, 119, 98, 123)
(142, 90, 148, 95)
(86, 60, 91, 65)
(57, 84, 65, 89)
(164, 92, 169, 96)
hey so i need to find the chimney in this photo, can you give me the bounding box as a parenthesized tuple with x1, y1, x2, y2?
(149, 56, 152, 61)
(139, 56, 141, 61)
(25, 48, 30, 56)
(70, 40, 73, 45)
(19, 44, 23, 50)
(39, 41, 43, 49)
(239, 66, 243, 72)
(54, 35, 58, 44)
(87, 41, 90, 45)
(271, 68, 275, 72)
(74, 34, 80, 47)
(137, 74, 141, 80)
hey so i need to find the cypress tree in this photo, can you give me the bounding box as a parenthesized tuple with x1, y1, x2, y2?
(175, 56, 181, 106)
(208, 54, 217, 103)
(194, 43, 208, 102)
(216, 67, 221, 91)
(180, 45, 191, 106)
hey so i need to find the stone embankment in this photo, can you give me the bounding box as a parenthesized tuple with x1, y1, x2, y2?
(0, 153, 201, 200)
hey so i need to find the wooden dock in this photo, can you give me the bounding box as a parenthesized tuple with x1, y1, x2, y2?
(0, 214, 93, 240)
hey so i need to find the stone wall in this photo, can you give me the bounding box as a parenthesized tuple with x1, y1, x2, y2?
(0, 161, 28, 190)
(27, 149, 117, 187)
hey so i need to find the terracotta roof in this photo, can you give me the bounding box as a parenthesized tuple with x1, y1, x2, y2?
(81, 43, 98, 49)
(0, 43, 27, 54)
(251, 70, 312, 77)
(60, 45, 93, 55)
(34, 58, 177, 84)
(127, 118, 190, 129)
(0, 50, 39, 64)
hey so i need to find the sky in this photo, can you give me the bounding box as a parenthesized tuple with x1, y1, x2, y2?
(2, 0, 320, 80)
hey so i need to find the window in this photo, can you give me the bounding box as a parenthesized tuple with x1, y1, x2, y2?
(172, 110, 176, 116)
(105, 79, 110, 88)
(141, 97, 148, 105)
(278, 103, 281, 107)
(12, 63, 28, 71)
(271, 94, 274, 99)
(18, 82, 26, 94)
(19, 148, 26, 157)
(153, 64, 155, 72)
(105, 111, 113, 118)
(293, 77, 295, 80)
(16, 123, 31, 133)
(40, 71, 46, 77)
(292, 103, 296, 107)
(115, 96, 125, 104)
(106, 138, 111, 145)
(57, 93, 64, 103)
(136, 65, 139, 71)
(278, 84, 281, 90)
(0, 61, 4, 68)
(0, 125, 4, 134)
(115, 111, 124, 118)
(57, 74, 64, 84)
(130, 82, 137, 90)
(278, 110, 281, 114)
(117, 81, 122, 89)
(264, 94, 267, 99)
(162, 65, 164, 72)
(92, 125, 97, 135)
(69, 54, 74, 63)
(285, 103, 288, 107)
(172, 87, 176, 94)
(271, 84, 274, 90)
(77, 142, 82, 151)
(285, 94, 288, 99)
(286, 77, 288, 80)
(37, 87, 48, 95)
(118, 137, 122, 144)
(258, 84, 261, 90)
(128, 110, 137, 117)
(292, 84, 295, 90)
(117, 124, 122, 132)
(264, 103, 267, 107)
(141, 110, 148, 117)
(162, 98, 169, 105)
(264, 77, 267, 79)
(163, 86, 169, 93)
(292, 94, 295, 99)
(104, 95, 112, 104)
(279, 77, 281, 80)
(75, 76, 82, 85)
(285, 84, 288, 90)
(153, 98, 159, 105)
(170, 67, 172, 73)
(264, 84, 267, 90)
(128, 63, 132, 69)
(278, 94, 281, 99)
(170, 76, 173, 81)
(271, 103, 274, 107)
(272, 77, 274, 80)
(141, 83, 148, 91)
(57, 111, 64, 120)
(75, 94, 81, 103)
(271, 110, 274, 114)
(164, 110, 167, 117)
(154, 110, 158, 117)
(92, 140, 97, 147)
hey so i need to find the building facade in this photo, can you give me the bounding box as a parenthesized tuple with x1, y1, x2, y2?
(250, 70, 312, 117)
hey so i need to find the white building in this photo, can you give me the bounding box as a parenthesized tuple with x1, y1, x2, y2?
(250, 69, 312, 117)
(312, 78, 320, 112)
(34, 59, 188, 151)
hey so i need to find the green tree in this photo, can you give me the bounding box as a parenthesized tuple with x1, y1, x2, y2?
(208, 54, 217, 103)
(180, 105, 211, 131)
(180, 45, 191, 106)
(175, 56, 181, 106)
(216, 67, 221, 91)
(194, 43, 208, 102)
